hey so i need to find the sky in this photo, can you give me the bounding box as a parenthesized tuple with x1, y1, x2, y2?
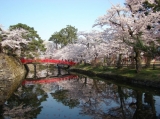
(0, 0, 125, 40)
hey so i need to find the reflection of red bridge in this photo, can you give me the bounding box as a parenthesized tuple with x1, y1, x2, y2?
(22, 75, 78, 85)
(20, 58, 76, 66)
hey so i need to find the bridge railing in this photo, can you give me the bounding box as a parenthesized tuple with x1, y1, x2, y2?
(20, 58, 76, 66)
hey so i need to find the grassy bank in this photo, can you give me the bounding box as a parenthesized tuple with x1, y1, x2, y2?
(72, 64, 160, 81)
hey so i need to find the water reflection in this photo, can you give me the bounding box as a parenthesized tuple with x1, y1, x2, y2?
(26, 64, 70, 79)
(1, 70, 160, 119)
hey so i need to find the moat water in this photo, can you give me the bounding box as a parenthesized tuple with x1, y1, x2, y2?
(0, 67, 160, 119)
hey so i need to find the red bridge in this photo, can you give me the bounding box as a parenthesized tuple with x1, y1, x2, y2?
(20, 58, 76, 66)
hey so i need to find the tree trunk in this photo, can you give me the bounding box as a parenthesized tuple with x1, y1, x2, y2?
(117, 54, 122, 69)
(92, 57, 97, 66)
(118, 86, 126, 119)
(132, 91, 142, 119)
(130, 55, 135, 68)
(0, 43, 2, 53)
(134, 48, 142, 73)
(144, 93, 156, 118)
(145, 55, 152, 68)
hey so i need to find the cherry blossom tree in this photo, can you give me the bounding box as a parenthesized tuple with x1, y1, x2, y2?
(51, 42, 87, 62)
(125, 0, 160, 67)
(42, 41, 57, 58)
(93, 0, 160, 72)
(47, 29, 132, 68)
(0, 25, 29, 56)
(50, 30, 109, 65)
(9, 23, 46, 58)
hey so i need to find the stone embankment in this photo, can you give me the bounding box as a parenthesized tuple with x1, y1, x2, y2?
(70, 68, 160, 89)
(0, 53, 26, 105)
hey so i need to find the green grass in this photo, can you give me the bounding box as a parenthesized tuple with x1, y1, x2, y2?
(72, 64, 160, 81)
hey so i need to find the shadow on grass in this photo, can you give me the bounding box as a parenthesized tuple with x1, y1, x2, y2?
(73, 64, 160, 81)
